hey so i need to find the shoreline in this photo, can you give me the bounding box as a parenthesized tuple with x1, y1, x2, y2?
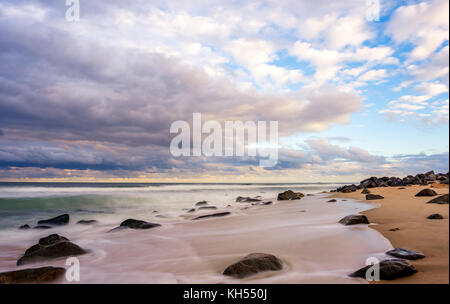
(332, 185, 449, 284)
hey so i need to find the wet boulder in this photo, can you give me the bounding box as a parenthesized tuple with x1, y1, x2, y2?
(195, 201, 208, 206)
(120, 219, 161, 229)
(223, 253, 283, 279)
(198, 206, 218, 210)
(37, 214, 69, 226)
(192, 212, 231, 220)
(426, 194, 448, 205)
(338, 215, 370, 225)
(427, 214, 444, 220)
(361, 188, 371, 194)
(17, 234, 86, 266)
(415, 189, 437, 197)
(327, 199, 337, 203)
(76, 220, 98, 225)
(0, 266, 66, 284)
(386, 248, 425, 260)
(349, 259, 417, 280)
(236, 196, 262, 203)
(366, 194, 384, 200)
(277, 190, 304, 200)
(18, 224, 31, 230)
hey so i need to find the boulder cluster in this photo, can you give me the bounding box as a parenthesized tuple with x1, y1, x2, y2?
(333, 171, 449, 193)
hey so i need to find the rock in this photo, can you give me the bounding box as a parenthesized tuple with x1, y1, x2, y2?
(386, 248, 425, 260)
(307, 194, 314, 196)
(389, 228, 400, 231)
(277, 190, 304, 200)
(119, 219, 161, 230)
(0, 266, 66, 284)
(37, 214, 69, 226)
(366, 194, 384, 200)
(338, 215, 370, 225)
(17, 234, 86, 266)
(19, 224, 31, 230)
(236, 196, 261, 203)
(427, 214, 444, 220)
(76, 220, 98, 225)
(349, 259, 417, 280)
(33, 225, 52, 230)
(195, 201, 208, 206)
(426, 194, 449, 205)
(192, 212, 231, 220)
(327, 199, 337, 203)
(198, 206, 217, 210)
(222, 253, 283, 278)
(398, 187, 406, 190)
(415, 189, 437, 197)
(262, 201, 272, 205)
(361, 188, 371, 194)
(186, 208, 196, 213)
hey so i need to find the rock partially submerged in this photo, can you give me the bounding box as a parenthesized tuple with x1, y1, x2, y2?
(426, 194, 449, 205)
(349, 259, 417, 280)
(192, 212, 231, 220)
(120, 219, 161, 229)
(386, 248, 425, 260)
(195, 201, 208, 206)
(17, 234, 87, 266)
(366, 194, 384, 200)
(338, 215, 370, 225)
(327, 199, 337, 203)
(277, 190, 304, 201)
(427, 213, 444, 220)
(361, 188, 371, 194)
(19, 224, 31, 230)
(0, 266, 66, 284)
(236, 196, 261, 203)
(198, 206, 217, 210)
(76, 220, 98, 225)
(415, 189, 438, 197)
(223, 253, 283, 278)
(37, 214, 70, 226)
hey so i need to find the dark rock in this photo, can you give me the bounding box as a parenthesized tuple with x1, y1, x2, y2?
(198, 206, 217, 210)
(76, 220, 98, 225)
(427, 213, 444, 220)
(398, 187, 406, 190)
(33, 225, 52, 230)
(186, 208, 196, 213)
(338, 215, 370, 225)
(349, 259, 417, 280)
(0, 266, 66, 284)
(277, 190, 304, 200)
(361, 188, 371, 194)
(366, 194, 384, 200)
(426, 194, 449, 205)
(389, 228, 400, 231)
(386, 248, 425, 260)
(195, 201, 208, 206)
(17, 234, 86, 266)
(307, 194, 314, 196)
(119, 219, 161, 229)
(327, 199, 337, 203)
(37, 214, 69, 226)
(236, 196, 262, 203)
(192, 212, 231, 220)
(262, 201, 272, 205)
(223, 253, 283, 278)
(415, 189, 438, 197)
(19, 224, 31, 230)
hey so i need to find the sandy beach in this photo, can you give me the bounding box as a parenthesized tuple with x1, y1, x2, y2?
(333, 185, 449, 284)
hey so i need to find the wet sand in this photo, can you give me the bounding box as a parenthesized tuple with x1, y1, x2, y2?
(333, 185, 449, 284)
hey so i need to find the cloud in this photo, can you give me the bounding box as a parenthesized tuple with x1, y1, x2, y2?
(386, 0, 449, 61)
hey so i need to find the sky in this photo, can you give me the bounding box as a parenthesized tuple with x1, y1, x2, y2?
(0, 0, 448, 183)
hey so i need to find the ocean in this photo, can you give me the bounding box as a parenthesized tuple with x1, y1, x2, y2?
(0, 182, 392, 283)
